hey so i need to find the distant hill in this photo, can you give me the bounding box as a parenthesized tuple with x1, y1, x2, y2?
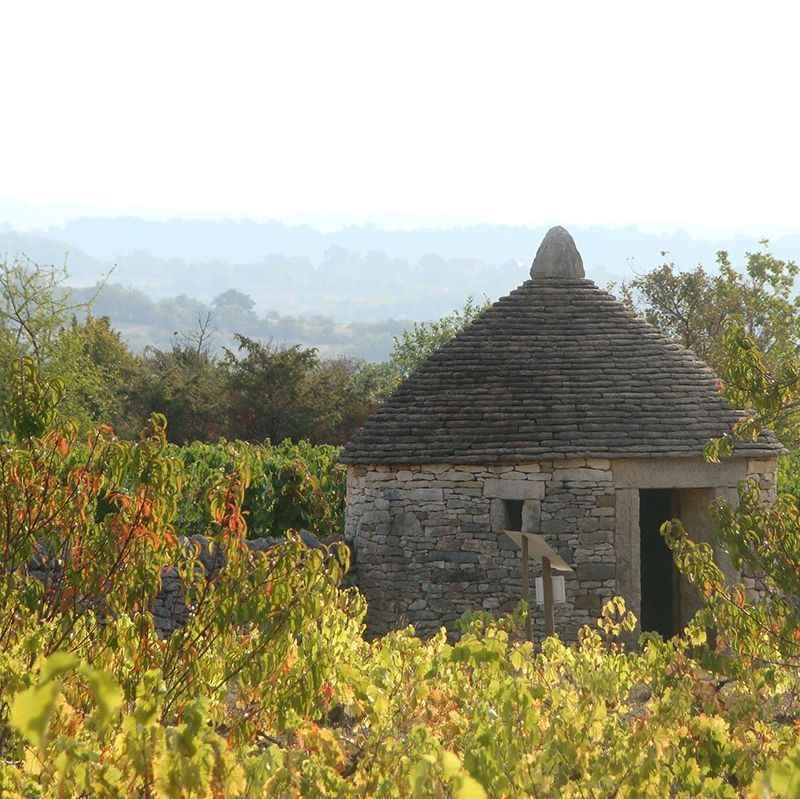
(29, 217, 800, 279)
(2, 216, 800, 360)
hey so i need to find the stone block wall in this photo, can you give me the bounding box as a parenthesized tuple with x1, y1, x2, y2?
(29, 534, 318, 638)
(742, 459, 778, 601)
(747, 459, 778, 503)
(345, 455, 780, 641)
(153, 533, 320, 635)
(345, 459, 617, 641)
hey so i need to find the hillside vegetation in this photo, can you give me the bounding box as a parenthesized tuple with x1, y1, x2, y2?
(5, 218, 800, 360)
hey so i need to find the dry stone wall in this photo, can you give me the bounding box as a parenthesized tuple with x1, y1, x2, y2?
(345, 459, 617, 641)
(747, 458, 777, 503)
(29, 533, 321, 638)
(153, 532, 322, 636)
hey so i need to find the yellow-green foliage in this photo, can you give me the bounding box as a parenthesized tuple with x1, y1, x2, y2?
(2, 358, 800, 797)
(4, 600, 800, 798)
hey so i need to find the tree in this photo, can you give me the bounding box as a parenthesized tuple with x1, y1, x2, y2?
(126, 342, 226, 443)
(305, 357, 387, 444)
(211, 288, 256, 312)
(349, 360, 401, 405)
(223, 335, 322, 443)
(620, 245, 800, 375)
(390, 295, 491, 378)
(0, 255, 128, 432)
(48, 315, 138, 434)
(0, 255, 84, 362)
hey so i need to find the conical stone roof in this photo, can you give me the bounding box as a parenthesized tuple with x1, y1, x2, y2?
(341, 228, 783, 465)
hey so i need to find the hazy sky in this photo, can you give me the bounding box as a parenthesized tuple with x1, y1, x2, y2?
(3, 1, 799, 233)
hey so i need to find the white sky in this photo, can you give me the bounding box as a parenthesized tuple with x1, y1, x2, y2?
(2, 1, 799, 233)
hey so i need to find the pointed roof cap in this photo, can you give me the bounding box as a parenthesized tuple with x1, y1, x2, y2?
(341, 229, 783, 465)
(530, 225, 584, 279)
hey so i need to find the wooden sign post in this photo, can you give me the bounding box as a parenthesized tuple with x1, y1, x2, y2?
(504, 531, 572, 642)
(521, 536, 532, 641)
(542, 555, 554, 637)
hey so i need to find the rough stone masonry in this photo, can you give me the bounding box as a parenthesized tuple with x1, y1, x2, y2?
(346, 458, 617, 640)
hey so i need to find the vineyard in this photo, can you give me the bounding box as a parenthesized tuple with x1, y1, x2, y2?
(2, 353, 800, 798)
(171, 439, 346, 542)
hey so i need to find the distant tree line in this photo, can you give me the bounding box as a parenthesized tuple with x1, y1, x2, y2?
(70, 281, 408, 362)
(2, 244, 798, 448)
(0, 255, 482, 445)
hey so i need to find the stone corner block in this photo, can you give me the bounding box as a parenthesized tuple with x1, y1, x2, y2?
(490, 498, 506, 532)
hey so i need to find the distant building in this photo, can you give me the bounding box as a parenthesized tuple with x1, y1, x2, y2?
(341, 227, 782, 641)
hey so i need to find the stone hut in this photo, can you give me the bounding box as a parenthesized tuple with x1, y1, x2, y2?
(341, 227, 783, 641)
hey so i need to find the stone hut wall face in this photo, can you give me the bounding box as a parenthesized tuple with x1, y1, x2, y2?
(345, 459, 617, 640)
(346, 455, 780, 640)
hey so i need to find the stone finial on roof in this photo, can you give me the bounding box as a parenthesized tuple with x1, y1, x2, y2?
(530, 226, 585, 279)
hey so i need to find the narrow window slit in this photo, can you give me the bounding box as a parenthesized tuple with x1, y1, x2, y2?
(505, 499, 523, 532)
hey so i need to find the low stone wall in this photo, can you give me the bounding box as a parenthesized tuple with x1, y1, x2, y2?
(153, 531, 325, 635)
(345, 459, 617, 640)
(153, 535, 279, 635)
(27, 532, 322, 637)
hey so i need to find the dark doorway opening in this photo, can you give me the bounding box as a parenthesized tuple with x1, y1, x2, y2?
(639, 489, 679, 638)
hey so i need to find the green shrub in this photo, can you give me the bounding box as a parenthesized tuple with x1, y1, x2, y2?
(173, 438, 345, 540)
